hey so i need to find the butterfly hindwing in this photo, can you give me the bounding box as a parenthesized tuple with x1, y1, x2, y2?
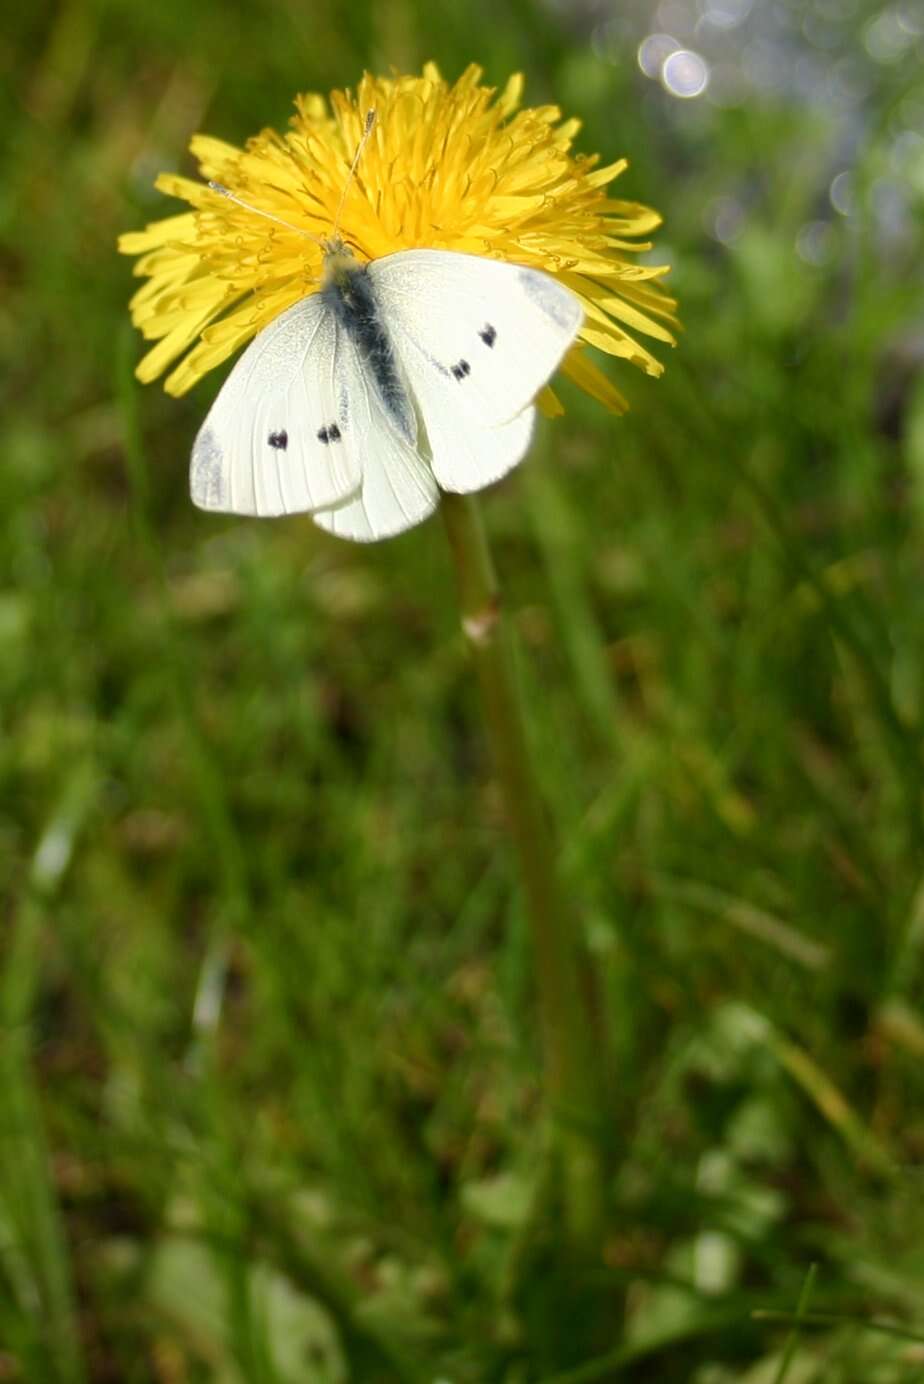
(309, 319, 438, 542)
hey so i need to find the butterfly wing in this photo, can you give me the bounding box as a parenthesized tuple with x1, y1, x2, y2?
(191, 292, 436, 540)
(368, 250, 582, 492)
(190, 250, 574, 533)
(309, 321, 438, 543)
(190, 295, 362, 518)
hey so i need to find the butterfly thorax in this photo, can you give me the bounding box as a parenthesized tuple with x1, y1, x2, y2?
(320, 238, 363, 292)
(319, 240, 413, 439)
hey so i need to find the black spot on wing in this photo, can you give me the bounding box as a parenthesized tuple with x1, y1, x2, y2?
(451, 359, 471, 381)
(479, 324, 497, 347)
(268, 430, 288, 450)
(317, 423, 343, 445)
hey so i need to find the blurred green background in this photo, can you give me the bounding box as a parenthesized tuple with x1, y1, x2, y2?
(3, 0, 924, 1380)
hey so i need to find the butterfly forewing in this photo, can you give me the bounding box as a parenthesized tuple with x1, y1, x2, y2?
(367, 249, 581, 493)
(190, 296, 361, 517)
(369, 250, 583, 424)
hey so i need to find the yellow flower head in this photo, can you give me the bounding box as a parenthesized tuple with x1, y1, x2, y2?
(119, 63, 676, 414)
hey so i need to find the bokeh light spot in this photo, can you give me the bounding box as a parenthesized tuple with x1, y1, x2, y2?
(638, 33, 682, 79)
(795, 221, 835, 266)
(700, 0, 753, 30)
(662, 49, 710, 98)
(864, 9, 914, 62)
(707, 196, 745, 244)
(829, 170, 856, 216)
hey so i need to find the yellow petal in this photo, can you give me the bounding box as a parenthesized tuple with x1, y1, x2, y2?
(585, 158, 628, 188)
(536, 384, 564, 418)
(154, 172, 214, 207)
(561, 346, 629, 414)
(579, 322, 664, 376)
(497, 72, 524, 116)
(117, 212, 198, 255)
(189, 134, 243, 171)
(135, 302, 217, 382)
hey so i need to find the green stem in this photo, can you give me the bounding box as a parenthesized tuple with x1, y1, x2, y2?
(441, 492, 607, 1255)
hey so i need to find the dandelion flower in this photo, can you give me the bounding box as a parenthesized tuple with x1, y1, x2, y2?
(119, 64, 677, 538)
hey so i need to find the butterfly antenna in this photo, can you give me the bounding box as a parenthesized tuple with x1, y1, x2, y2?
(330, 109, 376, 241)
(206, 182, 324, 245)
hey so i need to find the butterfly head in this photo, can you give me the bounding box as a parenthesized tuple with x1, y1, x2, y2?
(320, 236, 363, 291)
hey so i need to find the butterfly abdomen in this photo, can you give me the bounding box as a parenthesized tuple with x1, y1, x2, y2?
(321, 258, 414, 442)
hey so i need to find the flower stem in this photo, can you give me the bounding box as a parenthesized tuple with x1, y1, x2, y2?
(441, 491, 607, 1256)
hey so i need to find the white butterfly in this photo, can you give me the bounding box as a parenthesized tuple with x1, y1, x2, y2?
(191, 193, 582, 544)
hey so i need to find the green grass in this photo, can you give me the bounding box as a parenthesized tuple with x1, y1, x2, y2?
(3, 0, 924, 1379)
